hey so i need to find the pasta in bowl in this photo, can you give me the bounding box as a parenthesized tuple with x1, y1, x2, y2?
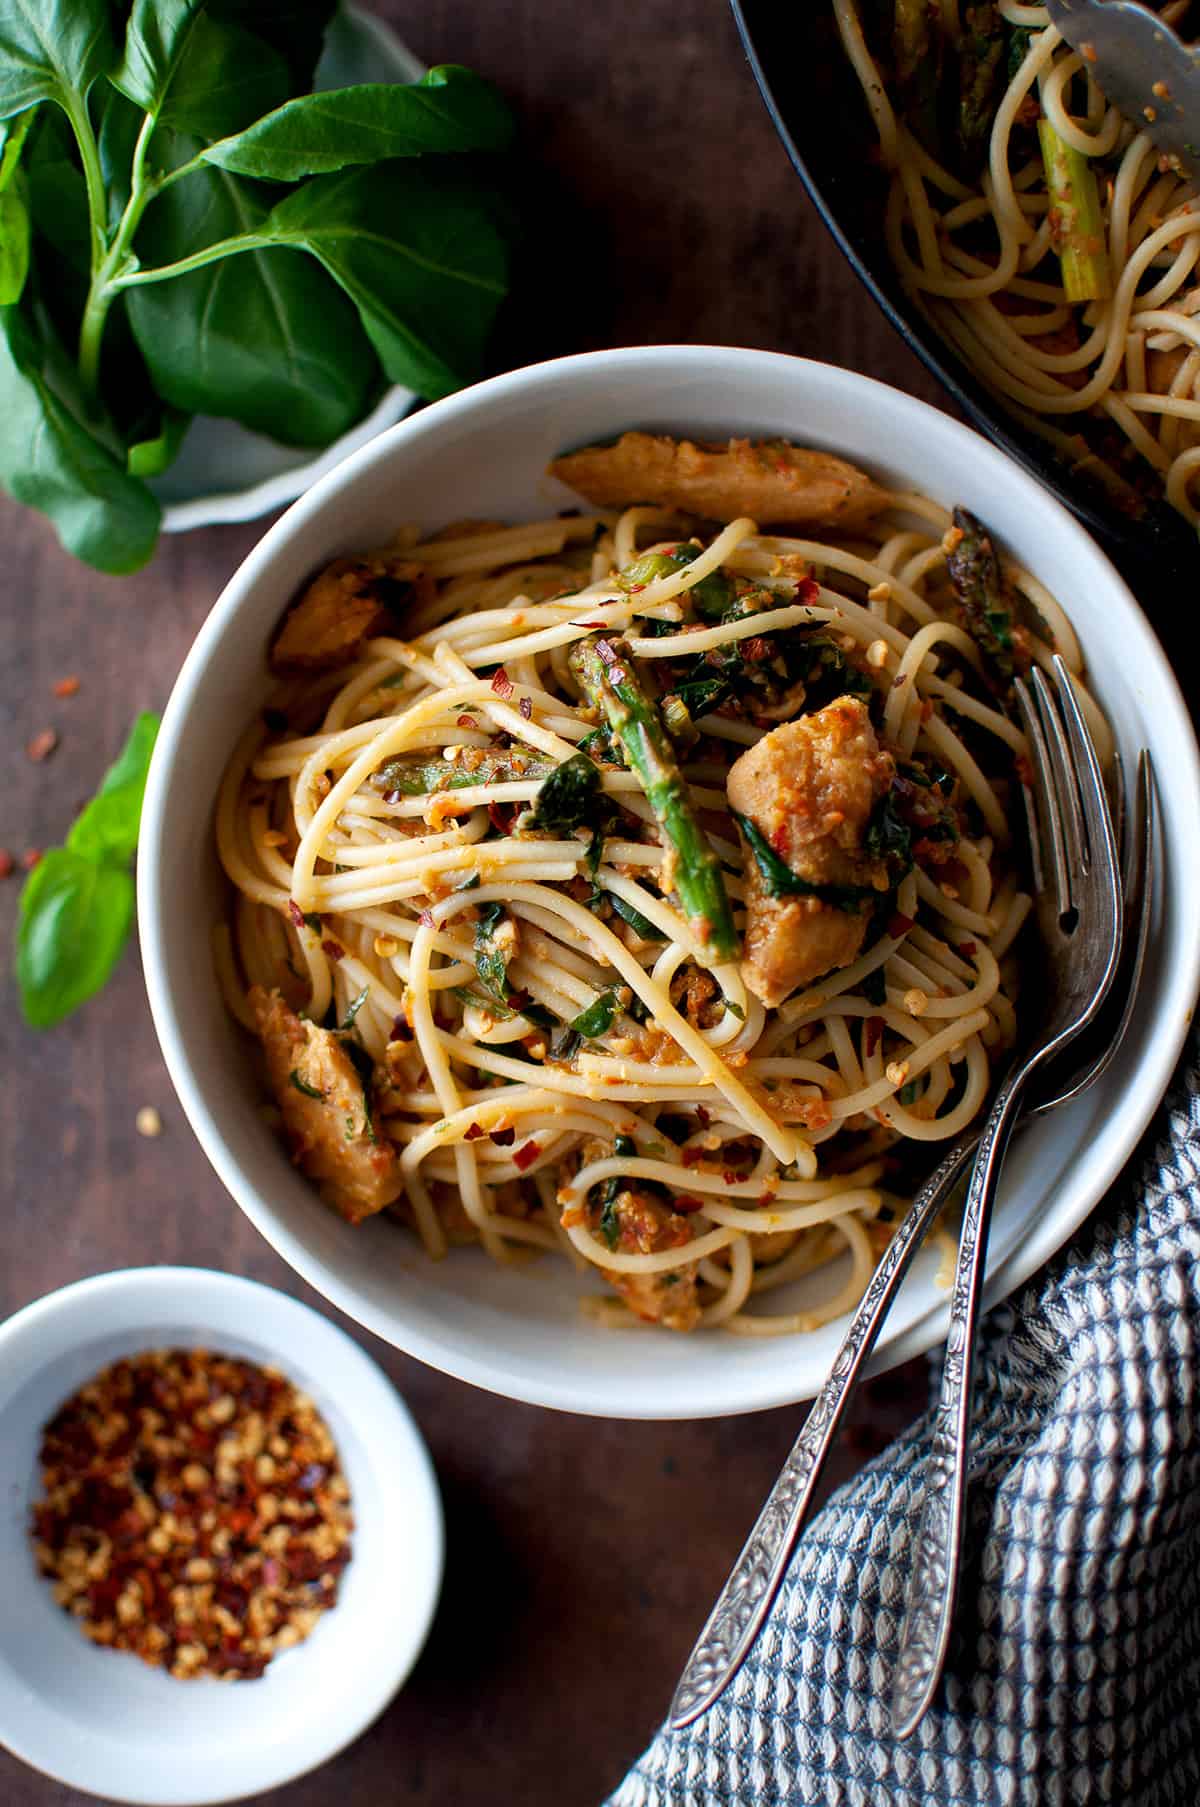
(139, 347, 1200, 1416)
(213, 430, 1105, 1339)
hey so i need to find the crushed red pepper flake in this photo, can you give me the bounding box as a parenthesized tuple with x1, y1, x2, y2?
(30, 1349, 352, 1682)
(512, 1139, 540, 1172)
(287, 900, 305, 929)
(320, 939, 345, 963)
(456, 715, 478, 730)
(490, 666, 514, 698)
(518, 695, 532, 721)
(672, 1195, 704, 1215)
(489, 1126, 515, 1147)
(21, 847, 41, 870)
(53, 676, 81, 698)
(464, 1122, 485, 1141)
(887, 912, 915, 940)
(0, 849, 12, 879)
(26, 728, 58, 763)
(864, 1015, 885, 1058)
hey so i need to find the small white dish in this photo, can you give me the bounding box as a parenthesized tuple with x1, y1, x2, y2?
(138, 344, 1200, 1420)
(0, 1267, 443, 1805)
(154, 5, 423, 533)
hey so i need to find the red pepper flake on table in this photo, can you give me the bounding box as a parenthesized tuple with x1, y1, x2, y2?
(30, 1348, 353, 1680)
(26, 728, 58, 762)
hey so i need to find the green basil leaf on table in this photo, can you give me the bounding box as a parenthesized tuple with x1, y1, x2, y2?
(16, 854, 134, 1031)
(16, 711, 160, 1029)
(66, 711, 161, 863)
(0, 0, 114, 120)
(257, 160, 512, 398)
(202, 65, 514, 181)
(0, 304, 160, 572)
(126, 164, 378, 445)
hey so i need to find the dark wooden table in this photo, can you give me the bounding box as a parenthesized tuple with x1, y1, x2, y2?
(0, 4, 946, 1802)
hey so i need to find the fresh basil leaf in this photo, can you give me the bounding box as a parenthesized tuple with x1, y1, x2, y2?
(0, 304, 160, 573)
(618, 542, 733, 621)
(570, 989, 619, 1040)
(340, 984, 369, 1031)
(289, 1067, 325, 1099)
(16, 850, 133, 1029)
(110, 0, 206, 115)
(734, 811, 877, 913)
(258, 160, 511, 398)
(0, 184, 30, 304)
(158, 16, 291, 141)
(0, 108, 33, 189)
(0, 0, 115, 122)
(67, 712, 160, 863)
(529, 752, 600, 833)
(127, 165, 378, 446)
(203, 66, 514, 182)
(127, 406, 190, 478)
(607, 892, 667, 941)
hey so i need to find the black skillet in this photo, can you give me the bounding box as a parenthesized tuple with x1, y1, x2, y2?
(728, 0, 1199, 631)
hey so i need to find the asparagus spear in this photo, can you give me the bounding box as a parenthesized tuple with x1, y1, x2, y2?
(945, 506, 1026, 693)
(617, 544, 734, 622)
(1037, 118, 1111, 303)
(568, 634, 738, 963)
(957, 4, 1004, 171)
(372, 747, 552, 797)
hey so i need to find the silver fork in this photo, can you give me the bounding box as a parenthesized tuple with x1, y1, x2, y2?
(888, 656, 1123, 1738)
(668, 705, 1147, 1734)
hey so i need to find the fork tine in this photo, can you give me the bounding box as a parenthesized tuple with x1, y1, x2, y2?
(1032, 666, 1087, 883)
(1015, 676, 1072, 921)
(1108, 747, 1126, 876)
(1050, 656, 1122, 901)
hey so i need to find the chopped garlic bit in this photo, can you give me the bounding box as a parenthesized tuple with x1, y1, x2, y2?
(136, 1106, 163, 1139)
(885, 1060, 910, 1089)
(867, 581, 891, 603)
(866, 637, 889, 669)
(903, 987, 929, 1017)
(373, 934, 400, 959)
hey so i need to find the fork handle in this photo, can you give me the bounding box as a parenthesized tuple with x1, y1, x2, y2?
(667, 1131, 978, 1731)
(888, 1067, 1028, 1738)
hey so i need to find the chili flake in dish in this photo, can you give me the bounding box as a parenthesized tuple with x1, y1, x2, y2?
(30, 1348, 352, 1681)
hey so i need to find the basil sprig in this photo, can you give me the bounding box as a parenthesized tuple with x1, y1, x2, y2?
(0, 3, 515, 571)
(16, 711, 159, 1027)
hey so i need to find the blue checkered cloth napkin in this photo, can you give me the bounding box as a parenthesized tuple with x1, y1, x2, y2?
(610, 1026, 1200, 1807)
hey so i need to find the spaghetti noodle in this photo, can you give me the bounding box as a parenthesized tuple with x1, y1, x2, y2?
(214, 439, 1098, 1336)
(835, 0, 1200, 526)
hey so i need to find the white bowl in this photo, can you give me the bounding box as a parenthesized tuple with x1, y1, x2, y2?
(138, 346, 1200, 1420)
(0, 1268, 443, 1804)
(153, 6, 422, 533)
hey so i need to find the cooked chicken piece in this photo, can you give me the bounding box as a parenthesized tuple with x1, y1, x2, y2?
(728, 696, 895, 1006)
(549, 433, 889, 531)
(269, 556, 432, 674)
(251, 986, 402, 1224)
(593, 1187, 701, 1332)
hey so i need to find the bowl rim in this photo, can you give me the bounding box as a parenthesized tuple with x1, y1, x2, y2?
(138, 343, 1200, 1417)
(0, 1265, 444, 1804)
